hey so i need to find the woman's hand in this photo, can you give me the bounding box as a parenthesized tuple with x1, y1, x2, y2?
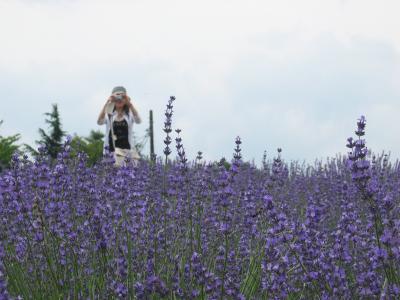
(127, 96, 138, 109)
(125, 95, 131, 105)
(107, 96, 115, 104)
(125, 96, 142, 124)
(98, 97, 113, 125)
(104, 97, 112, 109)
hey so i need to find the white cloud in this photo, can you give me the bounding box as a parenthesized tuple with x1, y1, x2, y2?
(1, 0, 400, 68)
(0, 0, 399, 162)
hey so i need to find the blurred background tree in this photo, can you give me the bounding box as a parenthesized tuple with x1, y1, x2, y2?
(70, 130, 104, 166)
(26, 104, 66, 158)
(0, 120, 21, 172)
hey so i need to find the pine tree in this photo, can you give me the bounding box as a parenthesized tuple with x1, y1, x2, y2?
(0, 120, 21, 171)
(37, 104, 66, 159)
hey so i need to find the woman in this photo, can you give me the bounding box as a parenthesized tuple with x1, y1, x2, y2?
(97, 86, 142, 166)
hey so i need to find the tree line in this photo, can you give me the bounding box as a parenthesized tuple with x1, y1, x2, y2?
(0, 104, 146, 171)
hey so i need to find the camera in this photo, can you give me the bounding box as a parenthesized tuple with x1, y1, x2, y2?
(114, 94, 124, 101)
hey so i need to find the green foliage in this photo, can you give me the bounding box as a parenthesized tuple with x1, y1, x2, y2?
(0, 121, 21, 171)
(70, 130, 104, 166)
(36, 104, 66, 159)
(23, 143, 38, 157)
(218, 157, 231, 170)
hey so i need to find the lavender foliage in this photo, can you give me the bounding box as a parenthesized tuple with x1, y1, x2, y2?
(0, 105, 399, 299)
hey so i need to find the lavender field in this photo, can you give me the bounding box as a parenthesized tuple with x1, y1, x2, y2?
(0, 97, 399, 299)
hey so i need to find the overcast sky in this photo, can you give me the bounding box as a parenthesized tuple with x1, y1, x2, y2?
(0, 0, 399, 163)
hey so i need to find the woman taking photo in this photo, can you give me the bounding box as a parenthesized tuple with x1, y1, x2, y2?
(97, 86, 141, 166)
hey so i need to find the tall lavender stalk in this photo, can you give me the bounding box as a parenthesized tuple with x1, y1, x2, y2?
(163, 96, 175, 165)
(347, 116, 399, 290)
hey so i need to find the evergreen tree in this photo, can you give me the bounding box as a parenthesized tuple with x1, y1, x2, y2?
(37, 104, 66, 159)
(0, 120, 21, 171)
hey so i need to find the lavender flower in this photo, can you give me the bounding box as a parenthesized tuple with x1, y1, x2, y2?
(163, 96, 175, 161)
(347, 116, 371, 186)
(0, 103, 399, 299)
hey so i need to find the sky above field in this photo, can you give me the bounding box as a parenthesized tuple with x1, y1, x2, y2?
(0, 0, 399, 163)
